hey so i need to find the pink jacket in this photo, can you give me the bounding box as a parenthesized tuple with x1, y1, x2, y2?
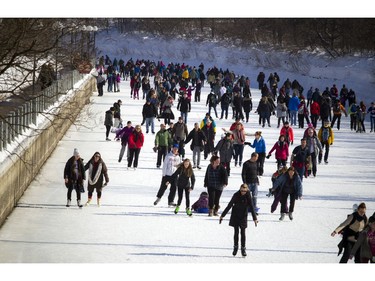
(268, 141, 289, 160)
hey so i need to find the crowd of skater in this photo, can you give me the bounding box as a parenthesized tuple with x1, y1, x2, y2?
(64, 55, 374, 260)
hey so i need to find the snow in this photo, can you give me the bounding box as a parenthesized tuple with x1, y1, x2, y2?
(1, 20, 375, 280)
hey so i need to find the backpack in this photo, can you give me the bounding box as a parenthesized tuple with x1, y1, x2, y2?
(333, 102, 340, 112)
(322, 127, 329, 142)
(298, 105, 305, 114)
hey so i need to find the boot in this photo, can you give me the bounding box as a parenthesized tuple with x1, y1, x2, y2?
(97, 198, 101, 207)
(154, 198, 161, 206)
(232, 245, 238, 256)
(213, 208, 219, 216)
(279, 213, 286, 221)
(66, 199, 71, 207)
(77, 200, 83, 208)
(186, 207, 192, 217)
(174, 205, 180, 214)
(85, 198, 92, 206)
(288, 212, 293, 220)
(241, 247, 247, 257)
(208, 209, 213, 217)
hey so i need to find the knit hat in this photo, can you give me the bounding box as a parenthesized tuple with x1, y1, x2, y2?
(73, 148, 79, 157)
(173, 143, 179, 149)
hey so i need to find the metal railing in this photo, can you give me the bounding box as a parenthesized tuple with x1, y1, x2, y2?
(0, 70, 85, 152)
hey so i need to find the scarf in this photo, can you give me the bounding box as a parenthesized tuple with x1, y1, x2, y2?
(88, 162, 103, 185)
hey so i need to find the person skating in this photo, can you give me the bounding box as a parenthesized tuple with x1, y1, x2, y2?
(219, 184, 258, 257)
(154, 144, 181, 206)
(171, 158, 195, 216)
(204, 155, 228, 216)
(84, 152, 109, 207)
(64, 148, 86, 208)
(317, 121, 334, 164)
(271, 166, 303, 221)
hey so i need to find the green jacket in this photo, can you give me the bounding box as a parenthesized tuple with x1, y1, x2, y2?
(155, 129, 171, 147)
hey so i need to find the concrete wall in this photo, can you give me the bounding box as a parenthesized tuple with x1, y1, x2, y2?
(0, 77, 96, 228)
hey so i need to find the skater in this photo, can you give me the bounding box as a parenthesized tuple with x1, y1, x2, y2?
(64, 148, 86, 208)
(84, 152, 109, 207)
(204, 155, 228, 216)
(219, 184, 258, 257)
(271, 166, 303, 221)
(171, 158, 196, 216)
(244, 131, 266, 176)
(104, 107, 114, 141)
(214, 132, 234, 176)
(241, 152, 260, 214)
(331, 202, 368, 263)
(127, 125, 144, 170)
(290, 138, 310, 181)
(266, 135, 289, 170)
(154, 123, 172, 168)
(184, 122, 207, 169)
(116, 121, 134, 163)
(349, 216, 375, 263)
(154, 144, 181, 206)
(318, 121, 334, 164)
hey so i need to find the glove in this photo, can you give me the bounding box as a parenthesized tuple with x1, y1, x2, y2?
(219, 217, 223, 224)
(266, 155, 271, 159)
(244, 142, 250, 146)
(103, 182, 108, 187)
(291, 141, 293, 145)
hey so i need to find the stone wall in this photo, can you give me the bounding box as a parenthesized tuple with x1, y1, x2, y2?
(0, 77, 96, 228)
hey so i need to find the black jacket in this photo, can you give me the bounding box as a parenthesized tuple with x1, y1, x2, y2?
(221, 190, 257, 228)
(64, 156, 85, 188)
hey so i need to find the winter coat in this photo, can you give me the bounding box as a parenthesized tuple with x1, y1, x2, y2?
(142, 103, 158, 118)
(276, 102, 287, 118)
(268, 141, 289, 160)
(172, 165, 195, 190)
(350, 227, 374, 260)
(172, 122, 188, 141)
(64, 156, 86, 188)
(155, 129, 171, 147)
(116, 126, 134, 145)
(248, 137, 266, 153)
(185, 128, 206, 151)
(306, 136, 322, 155)
(241, 159, 259, 184)
(192, 193, 209, 212)
(204, 164, 228, 190)
(162, 151, 181, 176)
(221, 190, 257, 228)
(231, 128, 246, 145)
(310, 102, 320, 115)
(272, 173, 303, 198)
(288, 96, 300, 111)
(280, 126, 294, 144)
(128, 131, 144, 149)
(104, 110, 113, 127)
(214, 138, 234, 163)
(84, 155, 109, 190)
(177, 97, 191, 113)
(201, 124, 216, 148)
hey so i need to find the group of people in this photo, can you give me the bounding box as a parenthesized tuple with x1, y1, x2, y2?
(88, 55, 374, 259)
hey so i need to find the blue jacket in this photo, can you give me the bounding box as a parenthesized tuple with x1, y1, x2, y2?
(249, 137, 266, 153)
(272, 173, 303, 199)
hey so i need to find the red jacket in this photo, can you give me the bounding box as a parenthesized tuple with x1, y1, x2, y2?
(128, 131, 144, 149)
(310, 102, 320, 115)
(268, 141, 289, 160)
(280, 126, 294, 143)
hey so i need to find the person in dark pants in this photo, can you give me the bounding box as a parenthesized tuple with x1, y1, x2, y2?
(127, 125, 144, 170)
(204, 155, 228, 217)
(154, 145, 181, 206)
(154, 123, 171, 168)
(64, 148, 86, 208)
(96, 73, 105, 96)
(104, 107, 114, 141)
(271, 166, 303, 221)
(331, 202, 368, 263)
(220, 184, 258, 257)
(241, 152, 260, 213)
(290, 138, 310, 181)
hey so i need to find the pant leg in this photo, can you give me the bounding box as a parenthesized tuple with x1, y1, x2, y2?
(288, 193, 296, 212)
(128, 149, 135, 167)
(213, 189, 223, 210)
(207, 186, 215, 209)
(240, 226, 246, 247)
(167, 176, 177, 203)
(177, 188, 184, 206)
(184, 188, 190, 208)
(280, 191, 289, 213)
(156, 176, 169, 198)
(133, 148, 140, 167)
(234, 226, 239, 246)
